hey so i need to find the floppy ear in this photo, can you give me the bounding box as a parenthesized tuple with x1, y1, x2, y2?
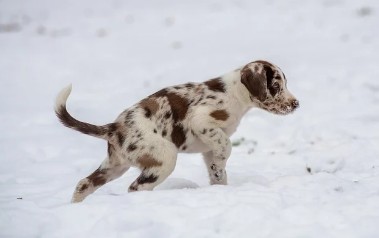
(240, 66, 267, 101)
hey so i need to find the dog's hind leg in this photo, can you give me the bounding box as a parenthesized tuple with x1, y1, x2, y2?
(71, 156, 130, 203)
(128, 140, 178, 192)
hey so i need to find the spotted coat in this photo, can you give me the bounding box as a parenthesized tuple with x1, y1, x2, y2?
(54, 60, 299, 203)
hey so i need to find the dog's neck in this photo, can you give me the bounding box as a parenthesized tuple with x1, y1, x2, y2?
(221, 69, 256, 112)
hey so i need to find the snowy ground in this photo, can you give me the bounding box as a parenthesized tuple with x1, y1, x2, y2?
(1, 0, 379, 237)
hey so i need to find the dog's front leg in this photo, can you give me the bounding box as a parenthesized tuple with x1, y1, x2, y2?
(197, 128, 232, 185)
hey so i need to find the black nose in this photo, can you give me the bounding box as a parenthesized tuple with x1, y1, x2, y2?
(292, 99, 299, 109)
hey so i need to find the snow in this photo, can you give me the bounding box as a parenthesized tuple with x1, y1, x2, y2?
(1, 0, 379, 237)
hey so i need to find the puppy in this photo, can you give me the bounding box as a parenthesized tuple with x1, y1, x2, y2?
(55, 60, 299, 202)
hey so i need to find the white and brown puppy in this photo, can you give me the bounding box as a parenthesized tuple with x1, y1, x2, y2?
(55, 60, 299, 203)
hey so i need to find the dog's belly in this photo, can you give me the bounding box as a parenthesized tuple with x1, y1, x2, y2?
(181, 137, 210, 154)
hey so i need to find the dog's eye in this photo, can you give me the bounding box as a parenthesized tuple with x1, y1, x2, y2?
(274, 76, 281, 80)
(273, 82, 280, 89)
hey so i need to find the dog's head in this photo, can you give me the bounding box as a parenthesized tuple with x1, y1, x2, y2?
(240, 60, 299, 115)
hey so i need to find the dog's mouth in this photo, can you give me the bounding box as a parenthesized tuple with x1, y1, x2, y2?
(263, 104, 299, 115)
(271, 108, 295, 115)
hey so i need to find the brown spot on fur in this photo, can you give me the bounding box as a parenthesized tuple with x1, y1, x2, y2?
(140, 98, 159, 118)
(144, 108, 151, 118)
(87, 168, 107, 187)
(116, 132, 125, 146)
(151, 89, 189, 122)
(137, 154, 162, 168)
(107, 123, 119, 138)
(79, 183, 89, 192)
(128, 143, 137, 152)
(137, 173, 158, 184)
(241, 65, 267, 102)
(166, 92, 189, 122)
(124, 110, 134, 124)
(204, 78, 225, 93)
(171, 124, 186, 148)
(210, 110, 229, 121)
(107, 142, 114, 156)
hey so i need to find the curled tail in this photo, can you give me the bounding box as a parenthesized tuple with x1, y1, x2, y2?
(54, 84, 117, 140)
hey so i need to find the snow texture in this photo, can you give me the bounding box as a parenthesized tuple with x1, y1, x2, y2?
(1, 0, 379, 237)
